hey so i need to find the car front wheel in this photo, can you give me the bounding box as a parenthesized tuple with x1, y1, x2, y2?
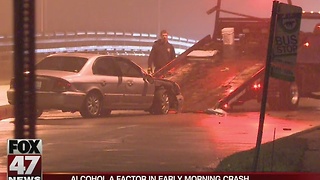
(151, 89, 170, 115)
(80, 92, 102, 118)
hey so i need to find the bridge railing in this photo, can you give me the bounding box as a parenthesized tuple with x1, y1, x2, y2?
(0, 31, 197, 57)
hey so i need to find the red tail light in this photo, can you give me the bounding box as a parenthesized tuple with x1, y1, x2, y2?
(253, 83, 261, 90)
(53, 79, 71, 92)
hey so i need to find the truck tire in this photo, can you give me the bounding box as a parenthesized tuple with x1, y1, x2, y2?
(268, 81, 299, 110)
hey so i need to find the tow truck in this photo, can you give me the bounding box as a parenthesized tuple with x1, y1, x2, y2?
(153, 0, 320, 113)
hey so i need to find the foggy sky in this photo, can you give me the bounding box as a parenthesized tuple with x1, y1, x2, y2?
(0, 0, 319, 40)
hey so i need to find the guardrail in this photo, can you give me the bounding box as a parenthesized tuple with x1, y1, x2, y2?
(0, 31, 197, 57)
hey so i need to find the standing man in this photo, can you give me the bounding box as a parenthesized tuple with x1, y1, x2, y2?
(148, 30, 176, 74)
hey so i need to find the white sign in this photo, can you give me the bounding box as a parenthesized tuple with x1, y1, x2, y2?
(271, 3, 302, 81)
(272, 3, 302, 65)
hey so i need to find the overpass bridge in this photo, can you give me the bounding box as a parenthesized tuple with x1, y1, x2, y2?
(0, 31, 197, 83)
(0, 31, 196, 55)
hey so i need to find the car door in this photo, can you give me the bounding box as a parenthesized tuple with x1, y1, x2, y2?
(114, 57, 155, 109)
(92, 57, 125, 108)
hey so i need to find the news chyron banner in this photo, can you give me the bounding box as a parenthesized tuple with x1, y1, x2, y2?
(7, 139, 42, 180)
(1, 173, 320, 180)
(3, 139, 320, 180)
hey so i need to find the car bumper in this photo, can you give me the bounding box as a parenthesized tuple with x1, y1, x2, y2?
(7, 89, 86, 111)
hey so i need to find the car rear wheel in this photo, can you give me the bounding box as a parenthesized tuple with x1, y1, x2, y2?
(80, 92, 102, 118)
(100, 109, 112, 117)
(151, 89, 170, 115)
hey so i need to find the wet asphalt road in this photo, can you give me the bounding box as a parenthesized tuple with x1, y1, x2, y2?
(1, 98, 320, 172)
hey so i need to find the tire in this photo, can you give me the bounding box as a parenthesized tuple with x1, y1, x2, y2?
(80, 92, 102, 118)
(25, 109, 43, 118)
(284, 82, 299, 110)
(268, 81, 299, 110)
(151, 89, 170, 115)
(100, 109, 112, 117)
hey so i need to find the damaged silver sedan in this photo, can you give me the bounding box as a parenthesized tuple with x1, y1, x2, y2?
(7, 53, 183, 118)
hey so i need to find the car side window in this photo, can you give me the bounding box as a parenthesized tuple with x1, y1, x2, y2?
(114, 57, 142, 77)
(92, 57, 118, 76)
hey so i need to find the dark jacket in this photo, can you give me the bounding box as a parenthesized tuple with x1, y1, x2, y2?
(148, 39, 176, 71)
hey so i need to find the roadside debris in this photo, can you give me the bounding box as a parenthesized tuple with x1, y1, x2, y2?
(205, 108, 227, 116)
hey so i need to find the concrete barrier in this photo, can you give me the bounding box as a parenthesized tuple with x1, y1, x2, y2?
(0, 104, 13, 120)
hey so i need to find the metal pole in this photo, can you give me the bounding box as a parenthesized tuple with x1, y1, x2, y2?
(13, 0, 37, 139)
(13, 0, 25, 139)
(40, 0, 43, 33)
(212, 0, 222, 39)
(157, 0, 161, 34)
(252, 0, 279, 172)
(271, 128, 277, 171)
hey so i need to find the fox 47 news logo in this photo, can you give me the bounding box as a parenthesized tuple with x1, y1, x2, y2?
(7, 139, 42, 180)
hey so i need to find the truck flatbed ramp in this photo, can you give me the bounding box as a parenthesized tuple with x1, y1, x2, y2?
(160, 57, 264, 112)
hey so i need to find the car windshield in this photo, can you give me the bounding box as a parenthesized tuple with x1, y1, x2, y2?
(36, 56, 88, 73)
